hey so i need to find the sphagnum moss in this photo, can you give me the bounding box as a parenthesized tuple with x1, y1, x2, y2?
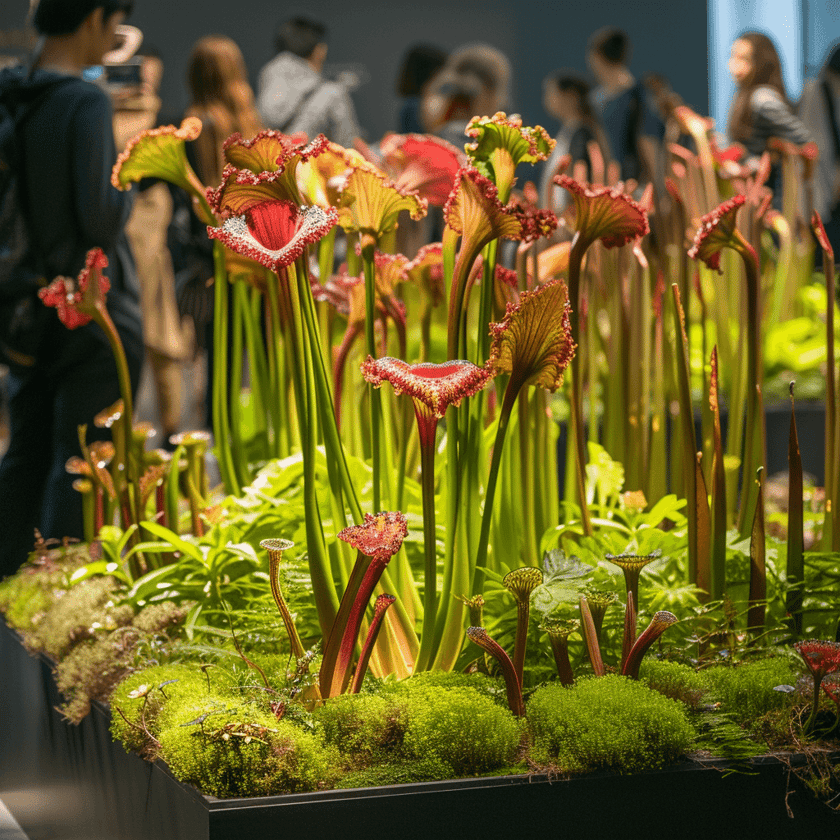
(527, 675, 696, 774)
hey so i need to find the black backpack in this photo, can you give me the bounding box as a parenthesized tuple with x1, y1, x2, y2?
(0, 72, 72, 366)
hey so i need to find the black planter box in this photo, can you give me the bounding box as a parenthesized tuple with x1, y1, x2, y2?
(1, 617, 837, 840)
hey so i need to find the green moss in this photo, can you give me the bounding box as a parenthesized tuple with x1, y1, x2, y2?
(700, 658, 800, 726)
(54, 601, 190, 725)
(336, 756, 455, 789)
(527, 675, 696, 774)
(314, 693, 406, 759)
(28, 577, 133, 660)
(402, 686, 521, 774)
(110, 664, 230, 754)
(0, 548, 89, 632)
(385, 670, 506, 705)
(640, 659, 706, 708)
(158, 705, 338, 797)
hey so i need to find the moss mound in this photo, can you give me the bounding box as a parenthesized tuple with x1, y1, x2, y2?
(640, 659, 706, 708)
(700, 658, 800, 725)
(28, 577, 133, 660)
(158, 705, 338, 797)
(110, 663, 234, 753)
(400, 686, 521, 775)
(528, 675, 696, 773)
(385, 670, 507, 705)
(337, 756, 455, 789)
(314, 693, 406, 759)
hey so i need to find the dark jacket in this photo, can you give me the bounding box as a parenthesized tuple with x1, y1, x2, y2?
(0, 66, 142, 362)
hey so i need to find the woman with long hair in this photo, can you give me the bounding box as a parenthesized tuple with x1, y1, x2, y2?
(180, 36, 262, 425)
(184, 35, 262, 186)
(726, 32, 812, 203)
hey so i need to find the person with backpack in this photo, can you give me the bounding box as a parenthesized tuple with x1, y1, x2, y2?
(587, 27, 664, 186)
(256, 16, 361, 147)
(0, 0, 142, 578)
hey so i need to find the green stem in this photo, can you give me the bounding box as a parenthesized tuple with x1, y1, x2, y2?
(414, 436, 438, 671)
(210, 241, 240, 496)
(475, 381, 519, 594)
(361, 244, 382, 512)
(567, 234, 593, 535)
(285, 263, 338, 633)
(296, 258, 364, 524)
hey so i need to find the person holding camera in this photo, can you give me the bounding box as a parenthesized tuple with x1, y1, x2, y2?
(0, 0, 142, 577)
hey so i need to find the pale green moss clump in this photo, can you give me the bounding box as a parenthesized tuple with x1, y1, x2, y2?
(640, 659, 706, 708)
(400, 686, 522, 775)
(700, 658, 800, 725)
(55, 601, 190, 724)
(314, 693, 405, 760)
(28, 577, 133, 660)
(528, 675, 696, 774)
(385, 670, 507, 705)
(158, 704, 338, 797)
(110, 663, 231, 754)
(337, 756, 455, 789)
(0, 545, 91, 635)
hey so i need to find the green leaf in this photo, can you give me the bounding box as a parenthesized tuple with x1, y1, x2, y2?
(139, 521, 205, 563)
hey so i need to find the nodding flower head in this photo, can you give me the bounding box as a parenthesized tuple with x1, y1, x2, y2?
(555, 175, 649, 250)
(335, 155, 427, 244)
(687, 194, 747, 273)
(465, 112, 554, 201)
(794, 639, 840, 680)
(444, 166, 526, 251)
(361, 357, 493, 447)
(39, 248, 110, 329)
(503, 567, 544, 604)
(377, 133, 466, 207)
(209, 132, 330, 211)
(112, 118, 203, 197)
(489, 279, 576, 394)
(338, 511, 408, 561)
(207, 199, 337, 274)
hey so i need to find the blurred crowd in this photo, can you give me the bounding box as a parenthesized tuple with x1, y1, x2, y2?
(0, 0, 838, 574)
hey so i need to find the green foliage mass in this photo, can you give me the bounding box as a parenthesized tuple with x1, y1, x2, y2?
(383, 670, 507, 705)
(336, 756, 456, 789)
(158, 705, 338, 798)
(0, 546, 91, 633)
(639, 659, 706, 708)
(400, 686, 522, 774)
(27, 576, 134, 660)
(314, 693, 406, 759)
(527, 675, 696, 773)
(55, 600, 189, 724)
(110, 663, 232, 753)
(700, 657, 800, 726)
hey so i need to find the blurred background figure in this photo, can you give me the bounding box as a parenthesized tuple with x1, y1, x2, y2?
(540, 71, 610, 211)
(395, 43, 447, 134)
(182, 34, 262, 428)
(115, 46, 190, 447)
(185, 35, 262, 186)
(421, 42, 512, 148)
(257, 16, 361, 147)
(0, 0, 142, 577)
(726, 31, 812, 206)
(799, 42, 840, 253)
(587, 26, 664, 187)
